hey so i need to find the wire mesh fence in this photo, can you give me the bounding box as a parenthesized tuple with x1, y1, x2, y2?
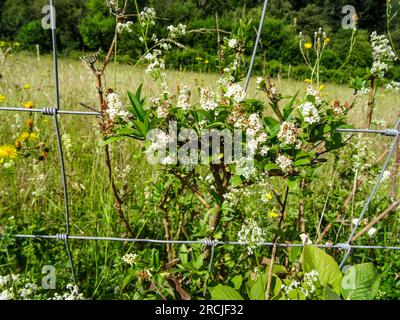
(1, 0, 400, 287)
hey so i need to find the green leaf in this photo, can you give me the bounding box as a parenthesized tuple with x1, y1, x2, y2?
(210, 285, 244, 300)
(283, 91, 299, 121)
(231, 175, 243, 188)
(287, 288, 307, 300)
(341, 263, 381, 300)
(99, 136, 125, 146)
(302, 246, 342, 295)
(128, 90, 145, 122)
(263, 117, 281, 136)
(323, 286, 341, 300)
(249, 274, 267, 300)
(230, 275, 243, 291)
(293, 158, 311, 167)
(121, 270, 136, 292)
(265, 163, 281, 171)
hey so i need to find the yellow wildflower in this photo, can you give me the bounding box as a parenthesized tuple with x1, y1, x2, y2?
(262, 192, 273, 203)
(26, 119, 34, 128)
(304, 42, 312, 50)
(24, 84, 30, 90)
(304, 79, 312, 83)
(319, 84, 325, 91)
(324, 38, 331, 45)
(28, 133, 38, 141)
(15, 140, 22, 150)
(0, 94, 6, 103)
(18, 131, 30, 141)
(205, 60, 209, 64)
(24, 101, 34, 109)
(0, 145, 18, 162)
(269, 210, 280, 219)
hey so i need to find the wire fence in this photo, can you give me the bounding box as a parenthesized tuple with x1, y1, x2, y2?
(1, 0, 400, 287)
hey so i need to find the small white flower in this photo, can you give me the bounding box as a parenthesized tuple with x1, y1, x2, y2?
(122, 253, 138, 266)
(199, 88, 218, 111)
(300, 233, 313, 245)
(225, 83, 246, 103)
(238, 219, 265, 255)
(106, 93, 130, 122)
(299, 102, 320, 124)
(259, 145, 270, 156)
(228, 39, 238, 48)
(276, 154, 292, 172)
(367, 227, 377, 237)
(278, 122, 300, 146)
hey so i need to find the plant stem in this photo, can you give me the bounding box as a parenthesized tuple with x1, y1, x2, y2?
(265, 186, 289, 300)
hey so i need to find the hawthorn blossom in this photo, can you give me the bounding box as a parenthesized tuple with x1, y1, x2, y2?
(225, 83, 246, 103)
(278, 122, 300, 146)
(299, 102, 320, 124)
(199, 88, 218, 111)
(276, 154, 292, 172)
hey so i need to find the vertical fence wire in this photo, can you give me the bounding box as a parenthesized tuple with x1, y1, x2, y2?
(49, 0, 76, 285)
(244, 0, 269, 92)
(339, 119, 400, 269)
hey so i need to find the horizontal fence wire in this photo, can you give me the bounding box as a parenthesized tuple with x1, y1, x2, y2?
(3, 234, 400, 251)
(0, 107, 100, 116)
(1, 0, 400, 287)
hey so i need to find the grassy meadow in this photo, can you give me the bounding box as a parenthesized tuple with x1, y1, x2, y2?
(1, 53, 400, 299)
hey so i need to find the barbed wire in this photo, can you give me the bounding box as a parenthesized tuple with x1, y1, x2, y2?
(1, 0, 400, 289)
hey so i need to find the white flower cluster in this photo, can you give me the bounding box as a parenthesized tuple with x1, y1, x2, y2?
(237, 219, 265, 255)
(51, 284, 85, 300)
(223, 188, 242, 207)
(151, 95, 171, 119)
(281, 270, 319, 299)
(116, 21, 133, 34)
(139, 7, 156, 27)
(224, 83, 246, 103)
(276, 154, 292, 172)
(306, 86, 322, 105)
(106, 92, 130, 123)
(385, 81, 400, 93)
(177, 86, 191, 111)
(246, 113, 268, 155)
(122, 253, 138, 266)
(356, 87, 370, 96)
(0, 274, 39, 300)
(299, 102, 320, 124)
(277, 122, 301, 147)
(235, 157, 257, 179)
(145, 49, 166, 79)
(199, 88, 218, 111)
(167, 24, 186, 39)
(370, 31, 397, 79)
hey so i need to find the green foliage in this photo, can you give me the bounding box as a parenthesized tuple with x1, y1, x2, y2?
(302, 246, 342, 295)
